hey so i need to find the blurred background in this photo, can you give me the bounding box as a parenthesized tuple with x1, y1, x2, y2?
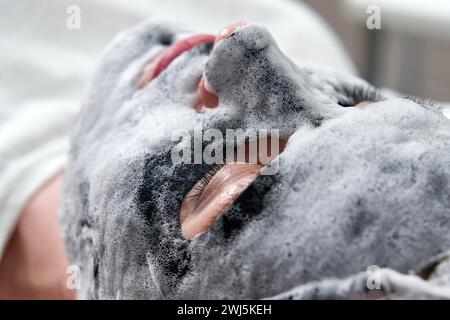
(304, 0, 450, 101)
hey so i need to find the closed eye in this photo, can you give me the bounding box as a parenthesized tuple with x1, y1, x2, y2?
(180, 138, 287, 240)
(404, 95, 436, 107)
(338, 85, 382, 107)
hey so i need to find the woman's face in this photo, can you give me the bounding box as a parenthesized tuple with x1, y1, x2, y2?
(61, 21, 450, 299)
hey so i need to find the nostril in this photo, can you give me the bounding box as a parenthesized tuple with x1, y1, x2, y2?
(215, 21, 248, 45)
(158, 32, 173, 46)
(194, 22, 250, 111)
(194, 21, 248, 110)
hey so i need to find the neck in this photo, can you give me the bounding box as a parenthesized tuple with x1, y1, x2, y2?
(0, 171, 75, 299)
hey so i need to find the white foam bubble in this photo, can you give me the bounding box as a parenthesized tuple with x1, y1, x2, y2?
(61, 20, 450, 300)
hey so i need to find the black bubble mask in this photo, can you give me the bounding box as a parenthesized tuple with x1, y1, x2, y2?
(61, 21, 450, 299)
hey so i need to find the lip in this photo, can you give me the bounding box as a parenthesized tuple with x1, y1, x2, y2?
(139, 34, 216, 88)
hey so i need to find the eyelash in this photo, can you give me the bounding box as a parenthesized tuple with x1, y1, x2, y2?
(186, 164, 224, 199)
(339, 85, 381, 107)
(405, 95, 436, 107)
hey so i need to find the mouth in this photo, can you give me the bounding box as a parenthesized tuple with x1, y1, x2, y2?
(138, 33, 216, 89)
(180, 137, 287, 240)
(139, 22, 249, 110)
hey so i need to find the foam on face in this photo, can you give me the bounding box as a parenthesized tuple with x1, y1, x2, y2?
(61, 20, 450, 299)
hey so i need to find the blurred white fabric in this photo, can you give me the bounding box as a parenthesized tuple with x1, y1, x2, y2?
(0, 0, 355, 258)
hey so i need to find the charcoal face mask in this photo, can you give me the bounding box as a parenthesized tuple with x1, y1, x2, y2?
(61, 21, 450, 299)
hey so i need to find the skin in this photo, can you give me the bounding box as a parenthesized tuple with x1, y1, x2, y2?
(0, 104, 364, 299)
(3, 22, 450, 299)
(0, 172, 75, 299)
(0, 23, 254, 299)
(0, 22, 257, 299)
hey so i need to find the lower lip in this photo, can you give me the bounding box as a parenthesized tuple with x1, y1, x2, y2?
(152, 34, 216, 80)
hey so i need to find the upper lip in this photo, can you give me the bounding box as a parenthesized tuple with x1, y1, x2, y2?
(153, 34, 216, 79)
(139, 33, 216, 88)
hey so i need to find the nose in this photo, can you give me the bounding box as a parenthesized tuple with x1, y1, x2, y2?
(196, 22, 248, 111)
(215, 21, 248, 45)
